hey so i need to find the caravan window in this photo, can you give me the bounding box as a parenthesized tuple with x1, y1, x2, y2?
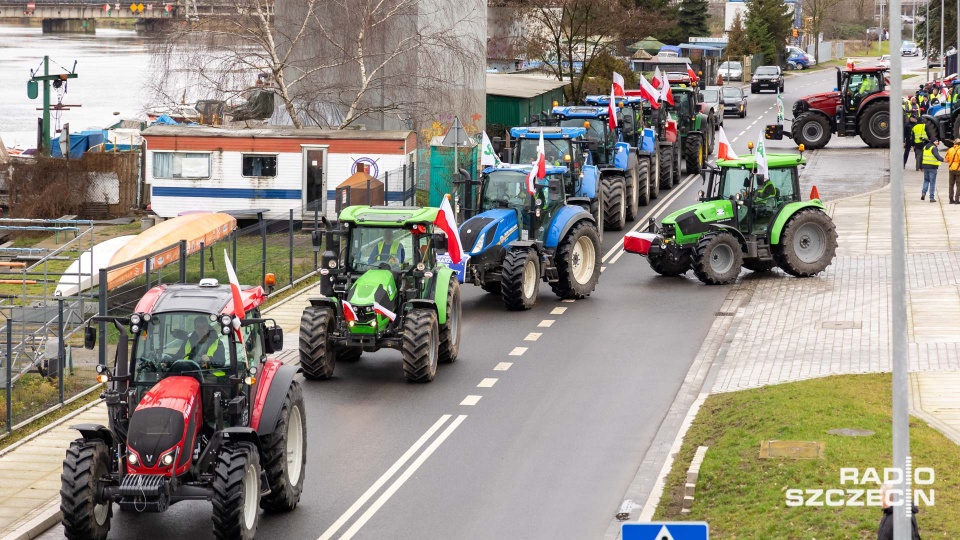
(242, 154, 278, 177)
(153, 152, 210, 179)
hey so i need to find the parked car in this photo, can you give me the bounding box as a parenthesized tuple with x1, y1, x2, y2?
(699, 86, 725, 127)
(901, 40, 921, 56)
(718, 60, 743, 81)
(721, 86, 747, 118)
(786, 46, 816, 66)
(902, 15, 914, 23)
(751, 65, 783, 93)
(786, 53, 810, 70)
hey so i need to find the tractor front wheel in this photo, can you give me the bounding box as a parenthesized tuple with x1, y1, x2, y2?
(637, 158, 651, 207)
(858, 100, 890, 148)
(602, 175, 627, 231)
(684, 134, 704, 175)
(501, 248, 540, 310)
(298, 306, 336, 380)
(692, 232, 743, 284)
(259, 380, 306, 512)
(648, 251, 690, 277)
(658, 145, 673, 190)
(212, 443, 261, 540)
(402, 309, 439, 382)
(550, 221, 601, 299)
(792, 113, 832, 149)
(438, 277, 461, 363)
(61, 440, 112, 540)
(775, 209, 838, 277)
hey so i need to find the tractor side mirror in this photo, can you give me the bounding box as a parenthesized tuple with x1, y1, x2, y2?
(264, 326, 283, 354)
(548, 177, 563, 201)
(84, 326, 96, 350)
(433, 232, 449, 253)
(743, 177, 752, 189)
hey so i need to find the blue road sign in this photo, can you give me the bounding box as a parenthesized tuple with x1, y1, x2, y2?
(621, 522, 709, 540)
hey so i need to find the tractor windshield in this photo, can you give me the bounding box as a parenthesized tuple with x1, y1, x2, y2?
(720, 167, 797, 201)
(672, 91, 693, 115)
(131, 311, 255, 385)
(517, 138, 570, 167)
(480, 171, 531, 213)
(559, 118, 605, 142)
(347, 226, 418, 272)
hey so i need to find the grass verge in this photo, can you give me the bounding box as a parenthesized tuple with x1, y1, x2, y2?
(653, 373, 960, 538)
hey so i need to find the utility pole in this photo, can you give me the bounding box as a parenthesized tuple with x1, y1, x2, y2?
(27, 56, 78, 157)
(926, 0, 931, 81)
(941, 0, 945, 76)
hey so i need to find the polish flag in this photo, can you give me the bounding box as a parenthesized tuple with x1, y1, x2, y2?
(373, 302, 396, 322)
(660, 71, 675, 106)
(525, 129, 546, 195)
(435, 196, 464, 265)
(612, 72, 626, 97)
(686, 62, 699, 83)
(342, 300, 358, 322)
(652, 67, 663, 89)
(223, 250, 245, 343)
(638, 73, 660, 109)
(608, 85, 618, 131)
(716, 127, 738, 161)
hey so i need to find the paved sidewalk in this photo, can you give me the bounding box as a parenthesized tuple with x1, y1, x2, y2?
(0, 283, 319, 540)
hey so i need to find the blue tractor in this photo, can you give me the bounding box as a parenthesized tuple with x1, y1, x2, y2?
(458, 164, 602, 310)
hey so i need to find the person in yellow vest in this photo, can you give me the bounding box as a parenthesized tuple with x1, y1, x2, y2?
(904, 115, 919, 168)
(368, 229, 406, 265)
(921, 139, 944, 203)
(946, 139, 960, 203)
(910, 120, 929, 171)
(183, 315, 225, 366)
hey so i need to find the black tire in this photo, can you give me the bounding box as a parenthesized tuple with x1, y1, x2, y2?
(550, 221, 601, 299)
(774, 209, 838, 277)
(625, 158, 640, 220)
(658, 145, 672, 190)
(684, 133, 704, 175)
(953, 115, 960, 140)
(751, 86, 757, 94)
(481, 281, 501, 294)
(589, 195, 604, 244)
(672, 144, 682, 185)
(692, 232, 743, 285)
(742, 259, 777, 272)
(792, 113, 832, 149)
(858, 100, 890, 147)
(636, 158, 651, 207)
(336, 346, 362, 363)
(61, 440, 112, 540)
(648, 252, 690, 276)
(259, 380, 306, 512)
(602, 175, 627, 231)
(298, 306, 335, 380)
(212, 443, 261, 540)
(402, 309, 439, 382)
(501, 248, 540, 310)
(438, 277, 461, 363)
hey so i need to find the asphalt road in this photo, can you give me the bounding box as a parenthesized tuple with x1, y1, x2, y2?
(39, 62, 917, 540)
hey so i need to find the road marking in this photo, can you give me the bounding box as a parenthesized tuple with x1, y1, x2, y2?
(477, 378, 498, 388)
(524, 332, 542, 341)
(494, 362, 513, 371)
(562, 299, 576, 303)
(338, 415, 468, 540)
(509, 346, 527, 355)
(460, 395, 482, 405)
(317, 415, 453, 540)
(601, 174, 697, 264)
(538, 320, 554, 328)
(550, 307, 567, 315)
(601, 265, 607, 272)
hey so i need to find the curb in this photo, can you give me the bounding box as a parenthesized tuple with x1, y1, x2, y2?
(1, 499, 60, 540)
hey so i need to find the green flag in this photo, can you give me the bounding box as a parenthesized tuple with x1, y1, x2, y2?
(777, 92, 785, 123)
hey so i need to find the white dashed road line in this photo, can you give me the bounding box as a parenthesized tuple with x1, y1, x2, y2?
(460, 395, 482, 406)
(509, 346, 527, 356)
(494, 362, 513, 371)
(477, 378, 498, 388)
(524, 332, 542, 341)
(550, 307, 567, 315)
(538, 320, 554, 328)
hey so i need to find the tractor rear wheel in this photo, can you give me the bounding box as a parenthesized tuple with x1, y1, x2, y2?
(775, 209, 838, 277)
(550, 221, 601, 299)
(298, 306, 336, 380)
(212, 443, 261, 540)
(636, 158, 651, 207)
(648, 252, 690, 276)
(625, 160, 641, 220)
(438, 277, 461, 363)
(792, 113, 832, 149)
(858, 100, 890, 147)
(658, 145, 673, 190)
(672, 145, 682, 185)
(402, 309, 439, 382)
(742, 259, 777, 273)
(685, 134, 704, 175)
(61, 440, 112, 540)
(602, 175, 627, 231)
(259, 380, 306, 512)
(501, 248, 540, 310)
(692, 232, 743, 284)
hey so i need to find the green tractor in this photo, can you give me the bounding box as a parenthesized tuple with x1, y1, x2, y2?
(623, 150, 838, 284)
(299, 206, 462, 383)
(666, 74, 715, 174)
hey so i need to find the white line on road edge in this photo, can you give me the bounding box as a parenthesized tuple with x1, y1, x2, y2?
(493, 362, 513, 371)
(460, 395, 482, 406)
(317, 415, 452, 540)
(338, 415, 468, 540)
(601, 174, 698, 264)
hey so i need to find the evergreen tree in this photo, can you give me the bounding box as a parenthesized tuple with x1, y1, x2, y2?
(726, 11, 750, 58)
(678, 0, 710, 39)
(745, 0, 792, 62)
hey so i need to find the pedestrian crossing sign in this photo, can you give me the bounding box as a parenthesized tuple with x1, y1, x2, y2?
(621, 522, 709, 540)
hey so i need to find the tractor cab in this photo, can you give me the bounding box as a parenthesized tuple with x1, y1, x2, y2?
(478, 165, 566, 240)
(701, 153, 804, 234)
(584, 95, 645, 142)
(840, 68, 885, 114)
(510, 126, 584, 189)
(552, 105, 616, 163)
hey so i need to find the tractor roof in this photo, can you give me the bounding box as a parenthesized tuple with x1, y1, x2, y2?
(135, 283, 266, 316)
(338, 205, 440, 226)
(843, 65, 888, 74)
(717, 153, 806, 168)
(482, 164, 569, 176)
(552, 106, 608, 118)
(583, 95, 645, 107)
(509, 126, 587, 139)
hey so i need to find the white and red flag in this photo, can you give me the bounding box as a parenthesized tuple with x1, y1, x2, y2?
(716, 127, 738, 161)
(686, 62, 699, 83)
(612, 71, 626, 97)
(435, 195, 464, 264)
(223, 250, 245, 343)
(525, 129, 546, 195)
(372, 302, 396, 322)
(638, 73, 660, 109)
(660, 70, 675, 106)
(652, 67, 663, 89)
(341, 300, 358, 322)
(608, 85, 618, 131)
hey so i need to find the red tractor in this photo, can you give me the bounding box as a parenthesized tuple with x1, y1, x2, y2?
(62, 279, 305, 540)
(766, 66, 890, 149)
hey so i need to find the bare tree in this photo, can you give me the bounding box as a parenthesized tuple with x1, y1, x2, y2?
(802, 0, 841, 62)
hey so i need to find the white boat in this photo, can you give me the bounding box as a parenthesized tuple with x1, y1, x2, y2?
(54, 235, 136, 297)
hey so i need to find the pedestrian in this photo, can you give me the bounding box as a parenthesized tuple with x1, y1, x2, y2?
(905, 115, 918, 168)
(921, 138, 944, 202)
(946, 139, 960, 203)
(911, 118, 929, 170)
(877, 484, 922, 540)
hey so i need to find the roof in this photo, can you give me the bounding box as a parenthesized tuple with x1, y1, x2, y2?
(483, 164, 569, 176)
(142, 125, 414, 140)
(552, 106, 608, 118)
(584, 95, 645, 107)
(486, 74, 570, 99)
(137, 284, 266, 315)
(338, 205, 440, 226)
(717, 153, 806, 168)
(843, 65, 889, 74)
(509, 127, 587, 139)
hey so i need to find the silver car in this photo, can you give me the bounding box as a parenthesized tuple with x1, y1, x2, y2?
(718, 61, 743, 82)
(699, 86, 725, 128)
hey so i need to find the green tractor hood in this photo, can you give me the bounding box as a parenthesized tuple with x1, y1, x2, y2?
(661, 199, 737, 245)
(345, 269, 398, 333)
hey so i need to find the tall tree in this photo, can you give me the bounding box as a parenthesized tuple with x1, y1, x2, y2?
(678, 0, 710, 40)
(726, 11, 750, 58)
(745, 0, 793, 62)
(916, 0, 958, 54)
(633, 0, 683, 44)
(802, 0, 840, 63)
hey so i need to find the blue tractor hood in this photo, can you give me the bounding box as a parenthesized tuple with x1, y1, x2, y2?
(459, 208, 520, 256)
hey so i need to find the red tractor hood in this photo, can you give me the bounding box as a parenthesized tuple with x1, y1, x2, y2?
(127, 376, 202, 475)
(798, 91, 841, 115)
(136, 376, 201, 414)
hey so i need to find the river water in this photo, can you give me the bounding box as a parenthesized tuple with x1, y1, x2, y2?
(0, 25, 159, 148)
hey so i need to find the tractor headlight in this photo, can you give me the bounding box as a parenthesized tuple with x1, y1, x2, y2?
(128, 453, 139, 465)
(130, 314, 141, 325)
(348, 321, 356, 327)
(221, 326, 232, 335)
(472, 235, 485, 252)
(161, 453, 174, 466)
(142, 313, 151, 322)
(369, 320, 377, 327)
(220, 315, 232, 327)
(131, 325, 139, 334)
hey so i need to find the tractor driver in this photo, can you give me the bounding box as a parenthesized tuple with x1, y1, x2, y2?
(752, 175, 780, 224)
(183, 315, 226, 367)
(368, 229, 406, 266)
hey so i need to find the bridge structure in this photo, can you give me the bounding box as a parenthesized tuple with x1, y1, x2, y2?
(0, 0, 245, 33)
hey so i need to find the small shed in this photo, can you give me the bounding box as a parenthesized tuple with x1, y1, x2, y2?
(486, 74, 569, 135)
(335, 165, 384, 212)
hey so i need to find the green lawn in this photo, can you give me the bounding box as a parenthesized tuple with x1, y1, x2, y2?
(654, 374, 960, 538)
